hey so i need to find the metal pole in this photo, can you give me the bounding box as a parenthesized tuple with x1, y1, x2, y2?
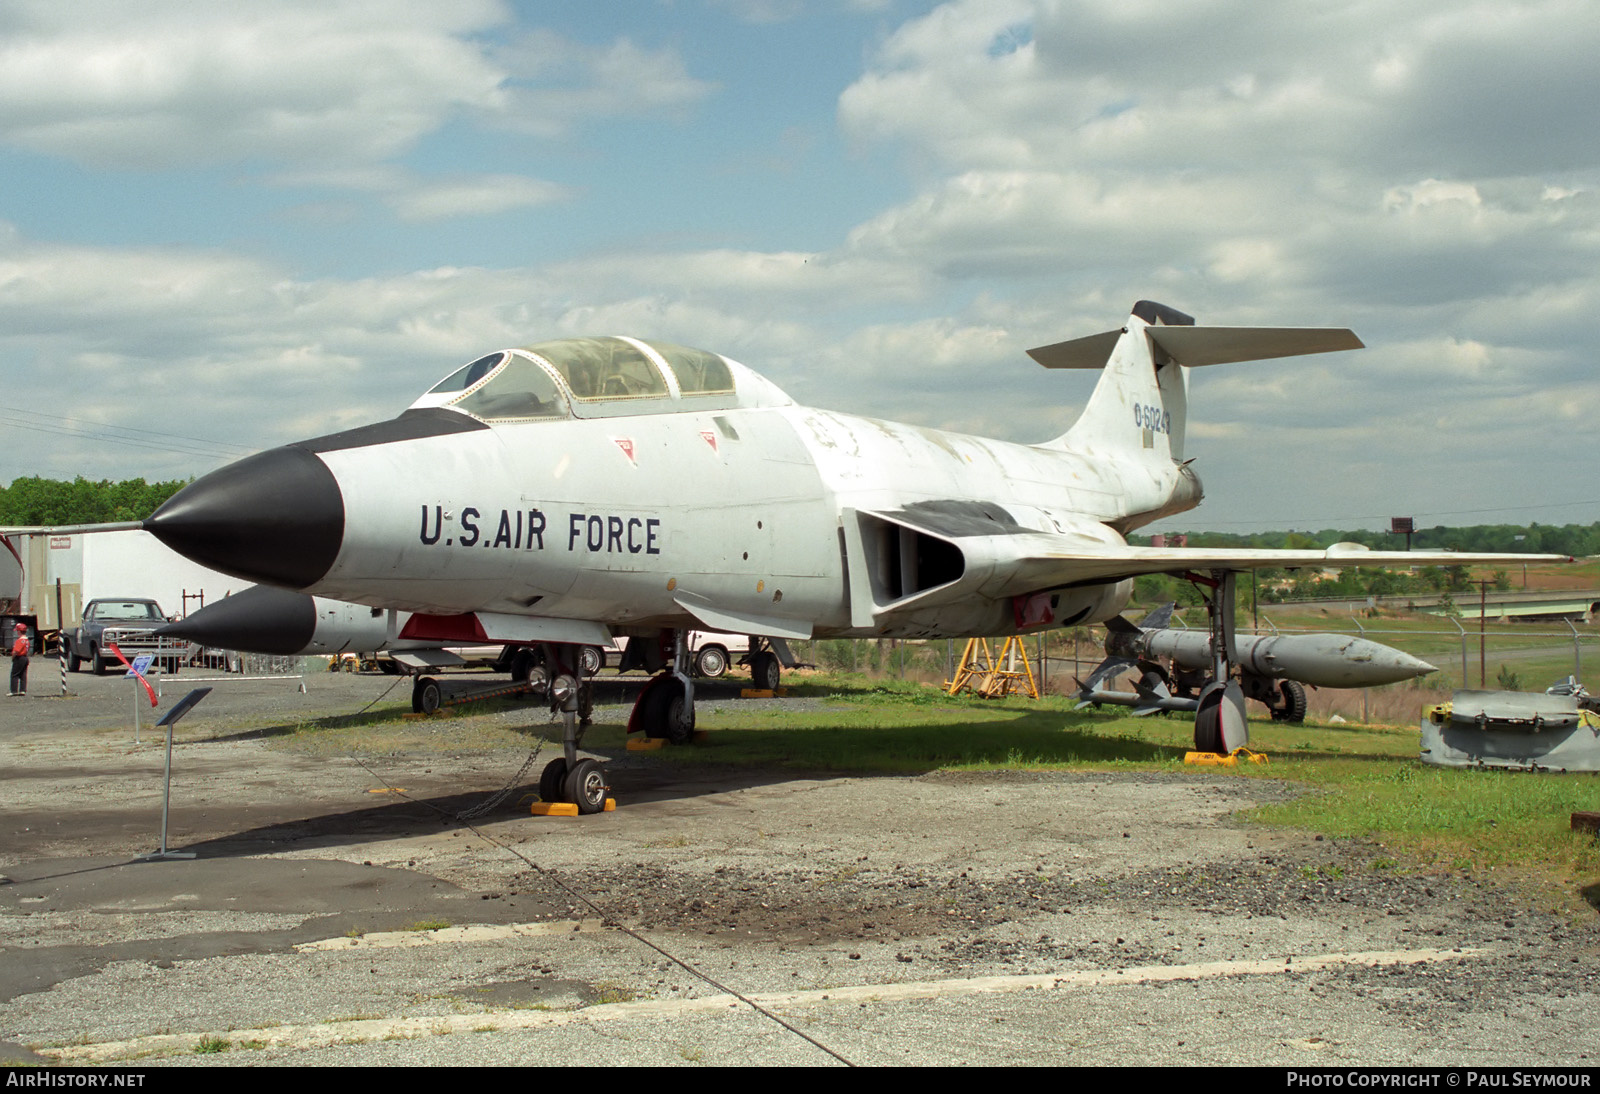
(1452, 618, 1466, 684)
(1479, 581, 1487, 688)
(132, 675, 141, 745)
(54, 578, 65, 697)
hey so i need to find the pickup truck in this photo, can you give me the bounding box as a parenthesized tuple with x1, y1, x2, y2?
(64, 598, 188, 675)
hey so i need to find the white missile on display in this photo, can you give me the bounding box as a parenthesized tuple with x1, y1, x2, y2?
(1077, 604, 1436, 723)
(138, 300, 1567, 806)
(1106, 621, 1437, 689)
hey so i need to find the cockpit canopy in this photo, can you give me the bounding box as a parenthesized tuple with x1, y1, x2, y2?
(408, 336, 792, 423)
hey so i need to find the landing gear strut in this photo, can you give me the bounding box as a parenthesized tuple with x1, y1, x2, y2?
(1187, 569, 1250, 755)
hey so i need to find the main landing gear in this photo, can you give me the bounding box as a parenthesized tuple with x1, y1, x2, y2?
(629, 628, 697, 745)
(1187, 569, 1250, 756)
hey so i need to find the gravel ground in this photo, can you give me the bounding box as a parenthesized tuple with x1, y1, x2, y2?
(1, 670, 1597, 1068)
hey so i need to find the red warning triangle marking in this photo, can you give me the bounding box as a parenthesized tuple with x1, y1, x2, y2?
(700, 430, 717, 453)
(614, 438, 635, 464)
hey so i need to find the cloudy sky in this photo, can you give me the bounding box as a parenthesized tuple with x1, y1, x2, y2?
(0, 0, 1594, 533)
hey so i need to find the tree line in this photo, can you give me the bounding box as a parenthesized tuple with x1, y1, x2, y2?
(1129, 521, 1597, 606)
(0, 476, 189, 526)
(1134, 521, 1600, 558)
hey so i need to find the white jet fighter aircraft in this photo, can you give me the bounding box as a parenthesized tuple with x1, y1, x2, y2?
(144, 300, 1567, 811)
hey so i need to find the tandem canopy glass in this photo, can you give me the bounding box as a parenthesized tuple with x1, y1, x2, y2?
(421, 337, 739, 422)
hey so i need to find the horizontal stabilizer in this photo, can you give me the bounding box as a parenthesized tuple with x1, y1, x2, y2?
(1028, 326, 1362, 370)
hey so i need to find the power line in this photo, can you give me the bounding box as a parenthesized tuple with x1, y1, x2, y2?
(0, 404, 258, 463)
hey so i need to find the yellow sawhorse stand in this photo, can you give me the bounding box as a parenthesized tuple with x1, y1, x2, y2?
(945, 636, 1040, 699)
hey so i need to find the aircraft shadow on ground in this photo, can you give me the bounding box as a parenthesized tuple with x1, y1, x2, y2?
(172, 677, 1433, 859)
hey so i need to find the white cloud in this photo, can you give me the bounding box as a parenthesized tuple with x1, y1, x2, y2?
(0, 2, 712, 169)
(386, 175, 570, 221)
(0, 1, 508, 168)
(488, 33, 715, 139)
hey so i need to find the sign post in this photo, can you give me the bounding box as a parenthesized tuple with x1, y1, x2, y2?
(138, 687, 212, 862)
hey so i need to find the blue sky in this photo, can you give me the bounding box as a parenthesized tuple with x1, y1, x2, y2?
(1, 0, 1596, 533)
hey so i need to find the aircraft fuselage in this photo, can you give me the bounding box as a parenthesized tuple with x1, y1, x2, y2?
(314, 403, 1198, 638)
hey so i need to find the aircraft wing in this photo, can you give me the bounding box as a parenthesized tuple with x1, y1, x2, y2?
(844, 506, 1572, 629)
(965, 537, 1571, 600)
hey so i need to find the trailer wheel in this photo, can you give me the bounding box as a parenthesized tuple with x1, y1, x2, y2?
(1269, 679, 1308, 724)
(413, 676, 443, 715)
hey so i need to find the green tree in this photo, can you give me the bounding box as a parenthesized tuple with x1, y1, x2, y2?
(0, 476, 188, 525)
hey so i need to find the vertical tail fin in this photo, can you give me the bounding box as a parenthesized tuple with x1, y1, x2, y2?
(1029, 300, 1193, 461)
(1028, 301, 1363, 462)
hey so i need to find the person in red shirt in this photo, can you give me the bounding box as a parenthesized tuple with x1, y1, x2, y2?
(9, 622, 29, 697)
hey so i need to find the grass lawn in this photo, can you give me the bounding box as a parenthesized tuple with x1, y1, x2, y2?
(263, 668, 1600, 910)
(684, 673, 1600, 907)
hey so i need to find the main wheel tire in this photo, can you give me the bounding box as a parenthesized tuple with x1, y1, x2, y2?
(694, 645, 728, 678)
(640, 677, 694, 744)
(538, 758, 569, 803)
(663, 690, 694, 744)
(1193, 703, 1223, 754)
(579, 645, 604, 676)
(90, 646, 106, 675)
(563, 759, 609, 815)
(752, 651, 780, 691)
(413, 676, 443, 715)
(67, 645, 81, 673)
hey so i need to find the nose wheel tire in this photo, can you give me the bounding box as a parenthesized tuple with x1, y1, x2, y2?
(563, 759, 609, 814)
(539, 758, 569, 803)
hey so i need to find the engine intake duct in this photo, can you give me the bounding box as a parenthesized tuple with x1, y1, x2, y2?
(842, 509, 968, 627)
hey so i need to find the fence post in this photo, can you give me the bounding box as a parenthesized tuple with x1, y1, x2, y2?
(1451, 618, 1466, 683)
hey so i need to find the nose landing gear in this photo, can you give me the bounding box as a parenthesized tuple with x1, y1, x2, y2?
(533, 644, 612, 816)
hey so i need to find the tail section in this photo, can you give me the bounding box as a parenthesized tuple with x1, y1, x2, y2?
(1029, 300, 1363, 462)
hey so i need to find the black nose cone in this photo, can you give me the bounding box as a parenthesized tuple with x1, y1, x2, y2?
(146, 446, 344, 589)
(155, 585, 318, 655)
